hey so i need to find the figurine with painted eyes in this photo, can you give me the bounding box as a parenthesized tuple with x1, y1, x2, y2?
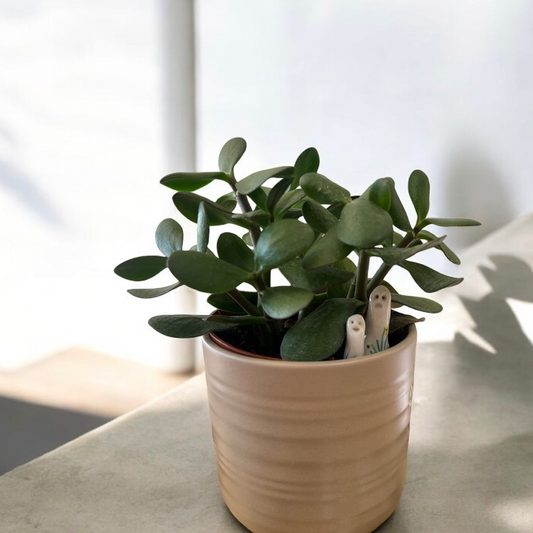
(364, 285, 391, 355)
(344, 314, 366, 358)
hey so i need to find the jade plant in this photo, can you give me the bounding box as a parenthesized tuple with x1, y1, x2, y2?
(114, 138, 480, 361)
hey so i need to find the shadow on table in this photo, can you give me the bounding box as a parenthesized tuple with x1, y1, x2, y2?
(0, 396, 110, 475)
(379, 254, 533, 532)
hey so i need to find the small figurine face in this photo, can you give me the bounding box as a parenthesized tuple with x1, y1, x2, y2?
(370, 286, 390, 311)
(347, 314, 365, 333)
(345, 314, 366, 358)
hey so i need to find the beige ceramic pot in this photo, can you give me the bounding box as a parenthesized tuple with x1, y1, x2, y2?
(202, 325, 417, 533)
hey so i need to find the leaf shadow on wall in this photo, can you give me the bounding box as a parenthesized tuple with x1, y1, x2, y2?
(442, 146, 514, 250)
(0, 159, 63, 227)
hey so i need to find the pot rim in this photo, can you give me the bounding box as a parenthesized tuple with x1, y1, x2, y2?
(205, 324, 416, 367)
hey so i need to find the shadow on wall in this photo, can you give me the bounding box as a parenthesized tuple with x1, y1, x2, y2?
(443, 146, 514, 249)
(0, 159, 63, 227)
(381, 254, 533, 532)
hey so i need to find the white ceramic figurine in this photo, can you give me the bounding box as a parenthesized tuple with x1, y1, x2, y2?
(364, 285, 391, 355)
(344, 314, 366, 358)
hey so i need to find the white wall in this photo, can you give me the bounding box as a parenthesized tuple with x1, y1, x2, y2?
(197, 0, 533, 254)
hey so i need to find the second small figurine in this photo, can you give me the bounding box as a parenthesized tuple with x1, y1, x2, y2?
(344, 314, 366, 358)
(364, 285, 391, 355)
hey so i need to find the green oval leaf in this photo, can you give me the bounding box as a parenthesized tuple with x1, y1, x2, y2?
(383, 177, 411, 231)
(274, 189, 307, 219)
(219, 137, 247, 175)
(149, 314, 236, 338)
(173, 192, 231, 226)
(382, 231, 394, 247)
(160, 172, 229, 192)
(197, 202, 209, 253)
(217, 232, 255, 272)
(418, 230, 460, 265)
(302, 200, 338, 233)
(408, 169, 430, 224)
(231, 210, 270, 228)
(326, 257, 356, 298)
(128, 282, 183, 299)
(366, 235, 446, 265)
(393, 231, 405, 245)
(242, 232, 253, 247)
(389, 311, 425, 335)
(300, 173, 351, 205)
(168, 251, 253, 293)
(390, 294, 443, 313)
(114, 256, 167, 281)
(280, 299, 364, 361)
(280, 259, 355, 293)
(327, 202, 346, 219)
(255, 220, 315, 273)
(236, 166, 294, 195)
(248, 187, 269, 211)
(423, 217, 481, 227)
(302, 225, 353, 270)
(205, 314, 268, 325)
(207, 291, 258, 314)
(399, 260, 463, 293)
(216, 192, 237, 211)
(282, 209, 303, 220)
(173, 192, 250, 229)
(189, 245, 215, 256)
(293, 147, 320, 188)
(361, 178, 391, 211)
(261, 286, 314, 319)
(338, 198, 393, 248)
(155, 219, 183, 257)
(267, 178, 292, 214)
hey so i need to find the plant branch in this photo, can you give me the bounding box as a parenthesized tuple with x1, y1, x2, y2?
(366, 231, 415, 294)
(354, 250, 370, 301)
(229, 177, 261, 248)
(227, 289, 262, 316)
(347, 274, 356, 298)
(252, 274, 282, 350)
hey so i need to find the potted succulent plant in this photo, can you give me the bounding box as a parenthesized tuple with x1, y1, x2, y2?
(115, 138, 480, 533)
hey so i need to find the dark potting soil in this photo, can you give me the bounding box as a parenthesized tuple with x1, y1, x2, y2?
(215, 321, 410, 361)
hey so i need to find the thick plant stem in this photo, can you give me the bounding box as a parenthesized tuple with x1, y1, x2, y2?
(347, 277, 356, 299)
(227, 289, 262, 316)
(366, 231, 415, 294)
(254, 275, 281, 351)
(354, 250, 370, 302)
(229, 178, 261, 248)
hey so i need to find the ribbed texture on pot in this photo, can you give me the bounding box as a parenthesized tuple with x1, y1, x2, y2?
(202, 326, 416, 533)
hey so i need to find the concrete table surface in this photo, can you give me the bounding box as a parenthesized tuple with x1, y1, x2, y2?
(1, 216, 533, 532)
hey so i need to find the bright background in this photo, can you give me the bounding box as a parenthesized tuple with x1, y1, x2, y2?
(1, 0, 532, 371)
